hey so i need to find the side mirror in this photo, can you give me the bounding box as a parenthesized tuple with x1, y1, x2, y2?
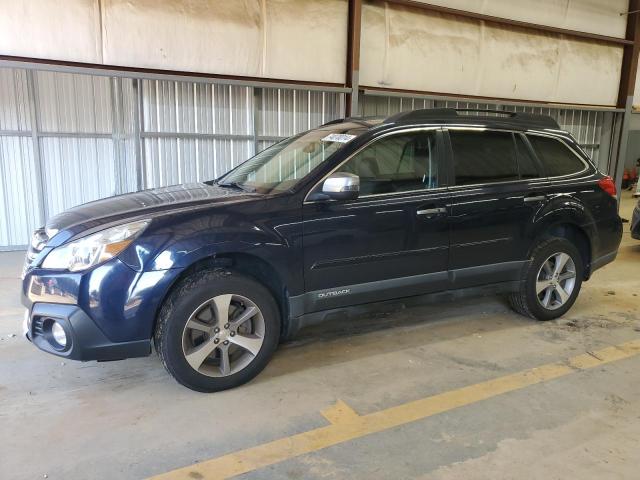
(321, 172, 360, 201)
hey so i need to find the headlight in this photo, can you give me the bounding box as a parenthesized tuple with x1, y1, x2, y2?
(42, 220, 150, 272)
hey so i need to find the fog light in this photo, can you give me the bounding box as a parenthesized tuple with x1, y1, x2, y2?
(51, 322, 67, 347)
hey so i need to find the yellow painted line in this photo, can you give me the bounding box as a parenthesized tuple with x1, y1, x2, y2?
(150, 339, 640, 480)
(321, 399, 360, 425)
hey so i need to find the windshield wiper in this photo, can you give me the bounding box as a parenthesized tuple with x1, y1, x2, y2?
(217, 181, 255, 192)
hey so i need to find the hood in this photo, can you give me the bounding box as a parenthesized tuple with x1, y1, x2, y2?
(45, 183, 258, 244)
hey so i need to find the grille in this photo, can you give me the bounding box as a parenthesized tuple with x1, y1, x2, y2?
(32, 317, 45, 337)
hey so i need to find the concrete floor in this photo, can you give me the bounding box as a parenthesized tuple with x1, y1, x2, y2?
(1, 196, 639, 480)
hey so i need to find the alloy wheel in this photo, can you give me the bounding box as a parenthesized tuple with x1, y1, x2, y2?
(535, 252, 577, 310)
(181, 294, 265, 377)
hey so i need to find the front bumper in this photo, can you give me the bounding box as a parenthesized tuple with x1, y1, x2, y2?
(24, 303, 151, 361)
(21, 257, 183, 362)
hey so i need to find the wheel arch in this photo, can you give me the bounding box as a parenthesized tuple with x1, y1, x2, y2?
(150, 252, 293, 342)
(529, 222, 592, 279)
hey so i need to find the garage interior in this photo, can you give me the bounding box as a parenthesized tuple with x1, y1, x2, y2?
(1, 1, 640, 479)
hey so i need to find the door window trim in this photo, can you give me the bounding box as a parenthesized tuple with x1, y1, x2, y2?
(445, 127, 543, 190)
(447, 128, 521, 188)
(303, 126, 445, 204)
(524, 131, 592, 181)
(444, 127, 592, 191)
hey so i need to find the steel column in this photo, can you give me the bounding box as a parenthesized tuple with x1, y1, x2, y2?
(346, 0, 362, 116)
(614, 1, 640, 200)
(25, 70, 47, 225)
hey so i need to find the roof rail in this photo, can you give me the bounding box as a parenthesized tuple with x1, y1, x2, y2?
(384, 108, 560, 129)
(320, 118, 346, 127)
(320, 116, 385, 128)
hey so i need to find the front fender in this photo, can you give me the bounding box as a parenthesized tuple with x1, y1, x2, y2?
(119, 200, 304, 295)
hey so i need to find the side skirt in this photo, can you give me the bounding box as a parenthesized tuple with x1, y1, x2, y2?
(285, 280, 523, 340)
(289, 260, 529, 318)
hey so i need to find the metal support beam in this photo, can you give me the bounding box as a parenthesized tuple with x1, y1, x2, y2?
(345, 0, 362, 116)
(252, 88, 261, 155)
(615, 98, 635, 202)
(0, 57, 350, 94)
(25, 70, 47, 225)
(614, 1, 640, 201)
(617, 0, 640, 108)
(132, 78, 145, 191)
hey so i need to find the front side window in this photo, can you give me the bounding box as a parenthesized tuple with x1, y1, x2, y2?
(340, 131, 439, 195)
(450, 130, 518, 185)
(527, 135, 586, 177)
(218, 122, 375, 193)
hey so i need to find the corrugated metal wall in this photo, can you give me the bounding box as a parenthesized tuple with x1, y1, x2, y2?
(0, 66, 621, 249)
(359, 94, 620, 174)
(0, 67, 345, 248)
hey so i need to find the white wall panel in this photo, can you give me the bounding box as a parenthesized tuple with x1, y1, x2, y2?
(0, 137, 41, 246)
(0, 0, 102, 63)
(102, 0, 263, 77)
(39, 137, 117, 217)
(411, 0, 628, 39)
(554, 37, 623, 106)
(143, 138, 252, 188)
(360, 3, 623, 106)
(141, 81, 253, 135)
(257, 89, 345, 137)
(35, 71, 113, 133)
(0, 69, 31, 131)
(264, 0, 347, 82)
(102, 0, 346, 83)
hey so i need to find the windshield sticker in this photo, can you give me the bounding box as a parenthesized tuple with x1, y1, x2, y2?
(321, 133, 356, 143)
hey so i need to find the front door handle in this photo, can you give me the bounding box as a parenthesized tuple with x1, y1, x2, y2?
(523, 195, 546, 203)
(417, 207, 447, 216)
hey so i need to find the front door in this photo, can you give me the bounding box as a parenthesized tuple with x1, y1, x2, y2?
(300, 128, 450, 313)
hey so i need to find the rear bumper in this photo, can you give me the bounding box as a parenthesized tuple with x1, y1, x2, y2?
(24, 303, 151, 361)
(590, 250, 618, 273)
(632, 204, 640, 240)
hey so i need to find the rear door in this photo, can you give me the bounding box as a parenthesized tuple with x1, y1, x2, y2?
(446, 128, 545, 288)
(300, 128, 450, 313)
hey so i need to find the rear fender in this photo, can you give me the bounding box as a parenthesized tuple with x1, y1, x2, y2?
(528, 195, 597, 272)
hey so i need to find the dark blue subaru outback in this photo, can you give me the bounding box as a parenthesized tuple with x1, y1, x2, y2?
(21, 109, 622, 392)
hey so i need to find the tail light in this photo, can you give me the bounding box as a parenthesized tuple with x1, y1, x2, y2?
(597, 176, 616, 197)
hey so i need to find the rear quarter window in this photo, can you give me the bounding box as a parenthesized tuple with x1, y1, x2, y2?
(527, 135, 587, 177)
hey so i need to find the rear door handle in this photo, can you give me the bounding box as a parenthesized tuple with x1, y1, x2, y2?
(417, 207, 447, 216)
(523, 195, 546, 203)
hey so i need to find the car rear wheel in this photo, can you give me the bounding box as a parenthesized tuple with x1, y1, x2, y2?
(154, 269, 280, 392)
(509, 237, 584, 321)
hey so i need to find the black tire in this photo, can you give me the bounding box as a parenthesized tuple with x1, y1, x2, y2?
(154, 269, 280, 392)
(509, 237, 584, 321)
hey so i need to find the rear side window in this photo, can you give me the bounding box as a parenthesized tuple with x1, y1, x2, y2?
(515, 135, 540, 179)
(527, 135, 586, 177)
(449, 130, 518, 185)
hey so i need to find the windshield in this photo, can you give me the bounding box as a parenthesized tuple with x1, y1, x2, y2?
(217, 122, 376, 193)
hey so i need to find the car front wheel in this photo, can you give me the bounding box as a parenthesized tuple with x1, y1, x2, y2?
(154, 269, 280, 392)
(509, 237, 584, 321)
